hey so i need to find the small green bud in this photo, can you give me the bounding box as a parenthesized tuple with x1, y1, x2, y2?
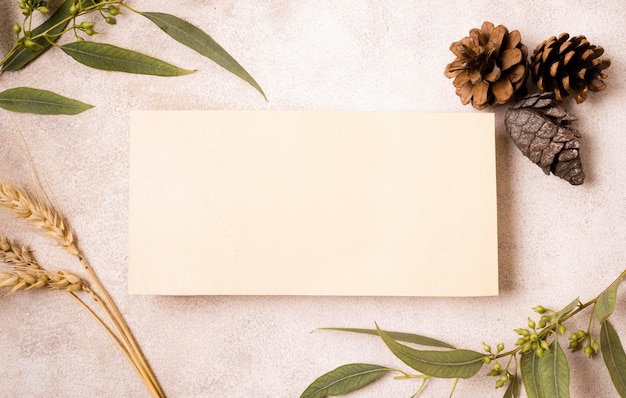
(105, 16, 116, 25)
(521, 329, 530, 337)
(493, 362, 501, 372)
(584, 345, 593, 358)
(558, 324, 566, 334)
(538, 319, 547, 329)
(84, 27, 96, 36)
(592, 341, 600, 353)
(483, 342, 492, 353)
(521, 341, 532, 353)
(18, 1, 27, 9)
(76, 36, 84, 42)
(576, 330, 587, 339)
(80, 21, 94, 29)
(569, 340, 580, 351)
(487, 369, 500, 377)
(69, 5, 79, 15)
(483, 357, 491, 364)
(13, 23, 21, 34)
(37, 6, 49, 13)
(535, 346, 544, 358)
(496, 343, 505, 353)
(495, 379, 505, 388)
(532, 305, 546, 314)
(530, 333, 539, 342)
(515, 337, 527, 346)
(107, 5, 120, 15)
(24, 39, 42, 51)
(528, 318, 536, 329)
(540, 340, 550, 350)
(531, 342, 538, 350)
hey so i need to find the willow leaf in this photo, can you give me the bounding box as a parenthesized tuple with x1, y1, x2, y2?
(521, 351, 544, 398)
(0, 87, 92, 115)
(1, 0, 81, 71)
(600, 321, 626, 397)
(300, 363, 391, 398)
(553, 297, 581, 324)
(538, 341, 570, 398)
(60, 42, 194, 76)
(320, 328, 455, 349)
(503, 373, 520, 398)
(140, 12, 266, 99)
(595, 279, 622, 323)
(376, 326, 484, 378)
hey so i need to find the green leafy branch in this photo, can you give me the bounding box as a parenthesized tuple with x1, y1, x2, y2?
(302, 268, 626, 398)
(0, 0, 265, 115)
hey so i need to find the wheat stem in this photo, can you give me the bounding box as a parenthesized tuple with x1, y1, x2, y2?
(0, 182, 164, 397)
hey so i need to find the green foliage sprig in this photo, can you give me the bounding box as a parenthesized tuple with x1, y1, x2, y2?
(302, 269, 626, 397)
(0, 0, 265, 115)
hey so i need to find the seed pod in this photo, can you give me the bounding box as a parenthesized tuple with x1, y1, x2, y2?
(504, 93, 584, 185)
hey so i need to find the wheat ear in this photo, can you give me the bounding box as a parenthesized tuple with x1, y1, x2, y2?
(0, 183, 164, 397)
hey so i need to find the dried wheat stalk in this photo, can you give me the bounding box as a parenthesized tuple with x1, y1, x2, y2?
(0, 181, 164, 397)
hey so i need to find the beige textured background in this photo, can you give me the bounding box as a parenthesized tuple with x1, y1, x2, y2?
(0, 1, 625, 397)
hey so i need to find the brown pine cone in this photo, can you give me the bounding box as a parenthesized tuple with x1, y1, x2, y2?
(504, 93, 584, 185)
(531, 33, 610, 103)
(444, 21, 528, 110)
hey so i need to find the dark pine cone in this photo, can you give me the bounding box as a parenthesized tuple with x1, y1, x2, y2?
(504, 93, 584, 185)
(531, 33, 610, 103)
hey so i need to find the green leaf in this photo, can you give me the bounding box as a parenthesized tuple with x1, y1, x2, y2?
(60, 42, 195, 76)
(521, 350, 543, 398)
(320, 328, 455, 349)
(1, 0, 78, 71)
(376, 325, 484, 378)
(600, 321, 626, 397)
(553, 297, 581, 324)
(140, 12, 266, 99)
(538, 341, 570, 398)
(0, 87, 93, 115)
(595, 279, 622, 323)
(300, 363, 391, 398)
(503, 373, 520, 398)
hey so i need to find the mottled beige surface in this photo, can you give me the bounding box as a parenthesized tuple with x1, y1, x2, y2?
(0, 1, 625, 397)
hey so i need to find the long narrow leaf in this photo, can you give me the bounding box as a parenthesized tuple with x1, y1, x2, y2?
(538, 341, 570, 398)
(300, 363, 392, 398)
(1, 0, 81, 71)
(60, 42, 194, 76)
(140, 12, 266, 99)
(595, 279, 622, 323)
(320, 328, 455, 349)
(0, 87, 92, 115)
(553, 297, 581, 324)
(520, 351, 544, 398)
(376, 326, 484, 379)
(600, 321, 626, 397)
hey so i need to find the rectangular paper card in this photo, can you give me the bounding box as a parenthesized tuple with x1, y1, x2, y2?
(128, 111, 498, 296)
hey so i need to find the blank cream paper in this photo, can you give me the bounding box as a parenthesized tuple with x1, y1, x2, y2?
(128, 111, 498, 296)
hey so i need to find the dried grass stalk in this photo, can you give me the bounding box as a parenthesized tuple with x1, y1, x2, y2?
(0, 178, 164, 397)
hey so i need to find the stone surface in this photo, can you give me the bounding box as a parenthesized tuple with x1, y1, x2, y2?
(0, 1, 625, 397)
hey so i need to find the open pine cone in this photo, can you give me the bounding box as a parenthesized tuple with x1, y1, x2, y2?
(531, 33, 610, 103)
(444, 21, 528, 110)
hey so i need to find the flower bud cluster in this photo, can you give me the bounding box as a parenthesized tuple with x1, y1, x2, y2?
(568, 330, 599, 358)
(513, 317, 552, 358)
(17, 0, 48, 17)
